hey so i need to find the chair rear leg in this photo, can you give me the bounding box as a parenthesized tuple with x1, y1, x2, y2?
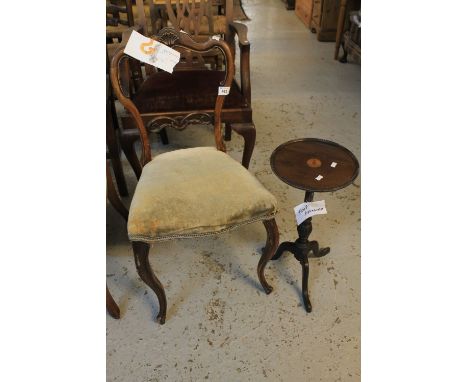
(109, 152, 129, 197)
(224, 123, 232, 141)
(258, 218, 279, 294)
(120, 133, 142, 179)
(107, 90, 129, 196)
(339, 41, 348, 63)
(132, 242, 167, 324)
(159, 128, 169, 145)
(106, 160, 129, 221)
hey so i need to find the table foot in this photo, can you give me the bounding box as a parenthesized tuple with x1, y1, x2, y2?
(307, 240, 331, 258)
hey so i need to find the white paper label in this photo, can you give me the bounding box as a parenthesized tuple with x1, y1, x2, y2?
(331, 162, 337, 168)
(124, 30, 180, 73)
(315, 175, 323, 181)
(212, 35, 221, 41)
(294, 200, 327, 226)
(218, 86, 230, 95)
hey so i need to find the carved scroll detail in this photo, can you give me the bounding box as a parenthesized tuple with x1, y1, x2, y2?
(155, 27, 181, 47)
(147, 113, 212, 132)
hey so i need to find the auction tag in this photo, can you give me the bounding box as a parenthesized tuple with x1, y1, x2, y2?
(212, 35, 221, 41)
(331, 162, 337, 168)
(218, 86, 230, 95)
(294, 200, 327, 226)
(315, 175, 323, 181)
(124, 30, 180, 73)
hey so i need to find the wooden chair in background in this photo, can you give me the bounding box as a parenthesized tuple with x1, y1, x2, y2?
(110, 29, 279, 324)
(116, 0, 256, 180)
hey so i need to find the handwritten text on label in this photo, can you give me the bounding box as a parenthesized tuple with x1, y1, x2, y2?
(293, 200, 327, 225)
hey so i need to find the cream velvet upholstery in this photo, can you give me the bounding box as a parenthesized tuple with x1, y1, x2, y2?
(128, 147, 277, 242)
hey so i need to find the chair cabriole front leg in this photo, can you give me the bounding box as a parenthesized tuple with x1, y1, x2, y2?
(258, 218, 279, 294)
(132, 241, 167, 324)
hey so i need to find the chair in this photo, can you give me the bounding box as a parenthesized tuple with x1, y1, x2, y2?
(119, 0, 255, 179)
(110, 28, 279, 324)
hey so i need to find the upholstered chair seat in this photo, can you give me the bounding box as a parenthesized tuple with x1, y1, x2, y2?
(128, 147, 277, 242)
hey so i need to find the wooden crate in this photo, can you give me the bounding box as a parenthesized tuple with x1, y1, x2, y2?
(295, 0, 314, 28)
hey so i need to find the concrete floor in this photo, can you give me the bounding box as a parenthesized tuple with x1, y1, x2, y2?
(106, 0, 361, 380)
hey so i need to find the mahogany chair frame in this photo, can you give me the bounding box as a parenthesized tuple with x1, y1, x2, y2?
(110, 28, 278, 324)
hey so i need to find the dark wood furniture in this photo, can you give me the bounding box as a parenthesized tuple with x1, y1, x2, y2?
(118, 0, 256, 179)
(110, 28, 279, 325)
(269, 138, 359, 312)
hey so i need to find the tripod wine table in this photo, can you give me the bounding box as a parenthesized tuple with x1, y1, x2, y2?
(270, 138, 359, 312)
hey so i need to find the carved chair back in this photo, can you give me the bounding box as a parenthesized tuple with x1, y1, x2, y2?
(166, 0, 229, 37)
(110, 28, 234, 167)
(133, 0, 233, 71)
(135, 0, 232, 37)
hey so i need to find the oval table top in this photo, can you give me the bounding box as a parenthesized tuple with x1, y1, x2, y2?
(270, 138, 360, 192)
